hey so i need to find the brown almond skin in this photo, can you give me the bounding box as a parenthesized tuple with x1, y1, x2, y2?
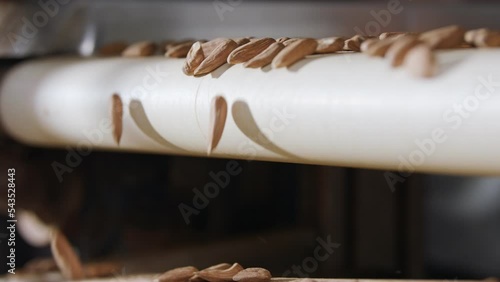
(207, 96, 228, 155)
(315, 37, 345, 54)
(167, 42, 196, 58)
(404, 44, 437, 78)
(183, 41, 205, 75)
(194, 39, 238, 76)
(51, 229, 85, 280)
(343, 36, 362, 51)
(190, 275, 207, 282)
(244, 42, 285, 68)
(228, 38, 276, 64)
(233, 268, 271, 282)
(189, 264, 231, 282)
(276, 37, 290, 43)
(157, 266, 199, 282)
(360, 38, 380, 53)
(166, 40, 197, 51)
(196, 263, 244, 282)
(233, 37, 251, 46)
(419, 25, 465, 49)
(99, 42, 128, 56)
(386, 35, 421, 67)
(201, 38, 228, 56)
(282, 38, 300, 46)
(203, 263, 232, 271)
(475, 31, 500, 47)
(464, 28, 489, 45)
(379, 32, 416, 40)
(272, 38, 318, 68)
(365, 37, 397, 57)
(111, 94, 123, 145)
(122, 41, 157, 57)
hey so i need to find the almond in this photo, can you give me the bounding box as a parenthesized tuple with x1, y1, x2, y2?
(474, 30, 500, 47)
(167, 41, 196, 58)
(207, 96, 228, 155)
(360, 38, 380, 53)
(202, 38, 229, 55)
(196, 263, 244, 282)
(233, 37, 251, 46)
(166, 40, 197, 51)
(183, 41, 205, 75)
(272, 38, 318, 68)
(233, 268, 271, 282)
(404, 44, 437, 78)
(203, 263, 232, 271)
(99, 42, 128, 56)
(315, 37, 345, 53)
(122, 41, 157, 57)
(194, 39, 238, 76)
(386, 35, 421, 67)
(244, 42, 285, 68)
(50, 229, 85, 280)
(365, 37, 397, 57)
(276, 37, 290, 43)
(419, 25, 465, 49)
(379, 32, 416, 40)
(157, 266, 199, 282)
(190, 265, 232, 282)
(228, 38, 276, 64)
(189, 275, 207, 282)
(160, 40, 175, 52)
(111, 93, 123, 145)
(464, 28, 489, 45)
(282, 38, 300, 46)
(343, 35, 366, 52)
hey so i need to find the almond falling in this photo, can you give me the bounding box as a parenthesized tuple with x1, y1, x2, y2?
(111, 93, 123, 145)
(50, 228, 85, 280)
(405, 44, 437, 78)
(207, 96, 228, 155)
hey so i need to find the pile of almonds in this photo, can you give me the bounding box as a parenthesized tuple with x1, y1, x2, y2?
(98, 25, 500, 78)
(156, 263, 271, 282)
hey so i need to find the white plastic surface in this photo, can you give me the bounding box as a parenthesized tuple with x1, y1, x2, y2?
(1, 50, 500, 175)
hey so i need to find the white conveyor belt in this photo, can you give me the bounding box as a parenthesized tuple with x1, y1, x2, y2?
(1, 50, 500, 175)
